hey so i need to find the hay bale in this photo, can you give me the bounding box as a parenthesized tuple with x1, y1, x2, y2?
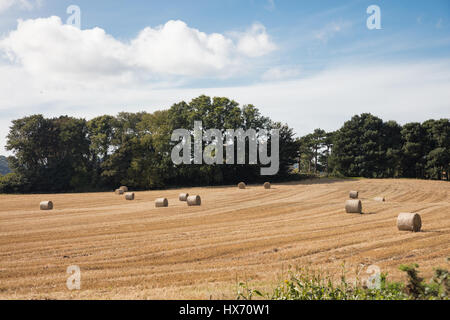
(119, 186, 128, 192)
(345, 199, 362, 214)
(238, 182, 246, 189)
(179, 193, 189, 201)
(397, 213, 422, 232)
(155, 198, 168, 207)
(349, 190, 359, 199)
(125, 192, 135, 200)
(264, 182, 271, 189)
(187, 195, 201, 206)
(374, 196, 385, 202)
(115, 189, 124, 195)
(40, 201, 53, 210)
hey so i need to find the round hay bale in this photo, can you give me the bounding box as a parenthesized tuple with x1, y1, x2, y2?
(374, 196, 385, 202)
(264, 182, 271, 189)
(115, 189, 124, 195)
(125, 192, 135, 201)
(187, 195, 201, 206)
(397, 213, 422, 232)
(349, 191, 359, 199)
(119, 186, 128, 192)
(179, 193, 189, 201)
(40, 201, 53, 210)
(155, 198, 168, 207)
(238, 182, 246, 189)
(345, 199, 362, 214)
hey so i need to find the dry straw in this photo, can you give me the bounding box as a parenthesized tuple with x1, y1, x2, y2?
(345, 199, 362, 214)
(179, 193, 189, 201)
(125, 192, 135, 200)
(187, 195, 201, 206)
(374, 196, 385, 202)
(349, 191, 359, 199)
(155, 198, 168, 207)
(264, 182, 271, 189)
(238, 182, 246, 189)
(397, 212, 422, 232)
(40, 201, 53, 210)
(115, 189, 124, 195)
(119, 186, 128, 192)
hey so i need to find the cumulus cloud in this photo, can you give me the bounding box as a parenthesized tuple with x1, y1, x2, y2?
(131, 20, 236, 76)
(235, 23, 277, 57)
(1, 17, 131, 81)
(0, 17, 276, 82)
(0, 0, 41, 13)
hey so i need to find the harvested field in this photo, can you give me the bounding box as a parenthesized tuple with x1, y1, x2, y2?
(0, 179, 449, 299)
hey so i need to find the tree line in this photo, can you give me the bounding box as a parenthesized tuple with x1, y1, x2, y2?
(299, 113, 449, 180)
(0, 96, 298, 193)
(0, 96, 448, 193)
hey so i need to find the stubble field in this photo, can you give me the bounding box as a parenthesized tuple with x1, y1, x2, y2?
(0, 178, 449, 299)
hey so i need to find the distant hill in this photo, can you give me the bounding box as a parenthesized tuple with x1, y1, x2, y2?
(0, 156, 11, 175)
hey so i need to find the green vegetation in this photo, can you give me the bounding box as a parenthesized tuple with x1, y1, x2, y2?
(1, 96, 298, 193)
(301, 114, 449, 180)
(237, 264, 449, 300)
(1, 95, 448, 193)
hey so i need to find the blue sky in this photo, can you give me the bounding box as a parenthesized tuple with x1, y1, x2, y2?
(0, 0, 449, 154)
(2, 0, 449, 76)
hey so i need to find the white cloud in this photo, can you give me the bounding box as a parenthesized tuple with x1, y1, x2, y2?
(1, 60, 449, 154)
(0, 17, 276, 81)
(261, 66, 301, 81)
(131, 20, 236, 77)
(1, 17, 131, 81)
(0, 0, 41, 13)
(234, 23, 277, 57)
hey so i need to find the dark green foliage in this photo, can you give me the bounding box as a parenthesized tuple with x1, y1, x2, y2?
(401, 122, 428, 178)
(398, 264, 449, 300)
(2, 102, 447, 193)
(382, 120, 403, 177)
(422, 119, 450, 180)
(2, 96, 299, 193)
(398, 263, 425, 299)
(329, 113, 398, 178)
(5, 115, 91, 192)
(0, 172, 26, 193)
(298, 129, 334, 174)
(300, 113, 448, 180)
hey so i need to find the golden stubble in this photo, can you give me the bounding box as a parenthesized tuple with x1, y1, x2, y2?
(0, 178, 448, 299)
